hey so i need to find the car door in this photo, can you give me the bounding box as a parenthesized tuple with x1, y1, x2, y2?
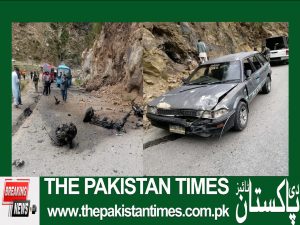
(255, 53, 269, 83)
(243, 56, 261, 102)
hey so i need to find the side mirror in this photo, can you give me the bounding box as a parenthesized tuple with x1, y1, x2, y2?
(246, 70, 252, 78)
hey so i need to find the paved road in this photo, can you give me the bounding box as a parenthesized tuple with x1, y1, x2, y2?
(143, 65, 288, 176)
(12, 84, 143, 176)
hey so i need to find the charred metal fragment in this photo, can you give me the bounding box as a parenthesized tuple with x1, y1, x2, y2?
(132, 102, 144, 118)
(84, 107, 133, 133)
(12, 159, 25, 168)
(54, 96, 60, 105)
(113, 111, 131, 132)
(90, 116, 114, 129)
(23, 107, 32, 117)
(55, 123, 77, 148)
(83, 107, 94, 122)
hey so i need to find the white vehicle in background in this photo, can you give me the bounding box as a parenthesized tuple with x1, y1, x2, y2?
(265, 36, 289, 64)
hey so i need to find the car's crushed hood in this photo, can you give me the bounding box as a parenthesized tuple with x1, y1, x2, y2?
(149, 83, 238, 110)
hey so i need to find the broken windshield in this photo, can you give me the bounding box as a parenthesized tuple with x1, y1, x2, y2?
(186, 61, 241, 85)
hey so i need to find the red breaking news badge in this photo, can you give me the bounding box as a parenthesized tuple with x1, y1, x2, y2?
(2, 179, 29, 205)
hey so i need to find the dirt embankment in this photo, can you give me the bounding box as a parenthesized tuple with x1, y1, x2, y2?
(81, 23, 145, 106)
(12, 23, 91, 67)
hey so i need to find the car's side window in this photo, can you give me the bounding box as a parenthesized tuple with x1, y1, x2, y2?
(243, 58, 256, 78)
(248, 56, 262, 70)
(256, 53, 267, 65)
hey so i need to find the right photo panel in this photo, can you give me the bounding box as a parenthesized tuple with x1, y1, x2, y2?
(143, 22, 288, 176)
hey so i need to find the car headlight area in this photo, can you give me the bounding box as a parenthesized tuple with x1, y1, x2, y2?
(200, 108, 229, 119)
(147, 105, 157, 114)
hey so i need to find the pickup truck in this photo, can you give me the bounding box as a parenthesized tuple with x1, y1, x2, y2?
(266, 36, 289, 64)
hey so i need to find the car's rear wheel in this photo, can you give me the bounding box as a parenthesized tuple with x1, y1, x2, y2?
(262, 76, 271, 94)
(233, 101, 248, 131)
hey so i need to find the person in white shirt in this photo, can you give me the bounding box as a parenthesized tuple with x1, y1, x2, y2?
(12, 67, 20, 108)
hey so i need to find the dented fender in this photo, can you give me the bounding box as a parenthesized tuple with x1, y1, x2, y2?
(214, 83, 248, 111)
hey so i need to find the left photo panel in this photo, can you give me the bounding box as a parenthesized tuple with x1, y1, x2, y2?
(11, 23, 143, 176)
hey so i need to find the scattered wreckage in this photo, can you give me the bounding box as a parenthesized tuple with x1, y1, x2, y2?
(43, 102, 143, 147)
(147, 51, 272, 137)
(83, 102, 144, 133)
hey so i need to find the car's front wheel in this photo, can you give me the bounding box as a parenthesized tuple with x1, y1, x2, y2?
(261, 76, 271, 94)
(233, 101, 248, 131)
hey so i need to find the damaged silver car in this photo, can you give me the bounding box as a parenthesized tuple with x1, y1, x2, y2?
(146, 51, 272, 137)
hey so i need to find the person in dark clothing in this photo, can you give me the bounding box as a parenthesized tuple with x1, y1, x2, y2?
(30, 71, 33, 80)
(261, 46, 271, 61)
(17, 69, 22, 105)
(66, 72, 72, 88)
(33, 71, 39, 92)
(47, 73, 51, 95)
(60, 74, 68, 101)
(43, 72, 50, 96)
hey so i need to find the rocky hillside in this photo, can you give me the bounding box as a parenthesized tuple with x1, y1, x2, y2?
(82, 23, 143, 95)
(12, 22, 91, 67)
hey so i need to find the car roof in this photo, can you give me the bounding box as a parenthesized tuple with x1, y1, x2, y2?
(202, 51, 258, 64)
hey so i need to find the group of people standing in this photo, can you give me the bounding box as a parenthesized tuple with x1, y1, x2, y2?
(12, 67, 70, 109)
(42, 71, 69, 102)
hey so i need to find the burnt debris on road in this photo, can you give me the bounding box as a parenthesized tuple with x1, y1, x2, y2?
(54, 96, 60, 105)
(23, 107, 32, 117)
(83, 107, 132, 133)
(12, 159, 25, 168)
(55, 123, 77, 148)
(83, 101, 144, 133)
(132, 101, 144, 118)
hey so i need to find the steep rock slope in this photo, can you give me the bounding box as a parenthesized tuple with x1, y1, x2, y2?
(12, 22, 91, 67)
(82, 23, 143, 96)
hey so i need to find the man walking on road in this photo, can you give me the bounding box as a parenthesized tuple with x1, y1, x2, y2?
(43, 72, 50, 95)
(197, 39, 208, 64)
(33, 71, 39, 93)
(60, 74, 68, 102)
(12, 67, 20, 108)
(47, 72, 52, 95)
